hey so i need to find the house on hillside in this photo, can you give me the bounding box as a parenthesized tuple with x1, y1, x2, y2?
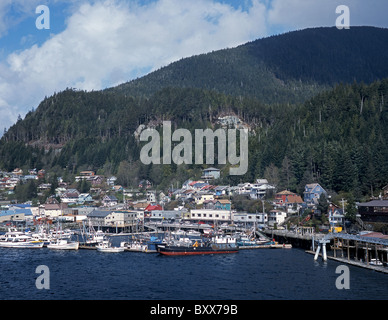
(60, 190, 80, 204)
(107, 176, 117, 186)
(275, 190, 304, 213)
(78, 193, 94, 205)
(102, 195, 118, 207)
(201, 167, 220, 180)
(139, 179, 152, 189)
(195, 193, 214, 205)
(214, 199, 231, 211)
(328, 203, 344, 226)
(303, 183, 327, 206)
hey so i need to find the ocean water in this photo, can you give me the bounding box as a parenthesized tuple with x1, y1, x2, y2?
(0, 244, 387, 301)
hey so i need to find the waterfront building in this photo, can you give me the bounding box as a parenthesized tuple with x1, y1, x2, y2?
(233, 212, 267, 227)
(267, 210, 287, 227)
(190, 209, 232, 223)
(358, 200, 388, 223)
(87, 209, 137, 229)
(149, 210, 182, 223)
(0, 208, 33, 223)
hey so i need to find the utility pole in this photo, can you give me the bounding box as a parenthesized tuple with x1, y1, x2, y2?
(340, 198, 346, 232)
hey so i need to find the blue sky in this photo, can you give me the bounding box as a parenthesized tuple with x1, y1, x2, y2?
(0, 0, 388, 132)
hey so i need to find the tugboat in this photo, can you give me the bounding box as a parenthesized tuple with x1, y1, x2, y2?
(157, 235, 238, 256)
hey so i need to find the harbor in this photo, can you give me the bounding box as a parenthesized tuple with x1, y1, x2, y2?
(0, 219, 294, 255)
(1, 240, 387, 300)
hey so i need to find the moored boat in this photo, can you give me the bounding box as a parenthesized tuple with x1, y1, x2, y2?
(0, 228, 44, 248)
(158, 235, 238, 256)
(47, 239, 79, 250)
(97, 240, 124, 253)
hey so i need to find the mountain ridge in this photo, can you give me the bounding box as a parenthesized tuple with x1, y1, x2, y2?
(109, 26, 388, 104)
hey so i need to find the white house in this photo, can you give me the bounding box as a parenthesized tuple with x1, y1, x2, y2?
(201, 167, 220, 180)
(195, 193, 215, 205)
(107, 176, 117, 186)
(268, 210, 287, 227)
(78, 193, 94, 205)
(102, 195, 118, 207)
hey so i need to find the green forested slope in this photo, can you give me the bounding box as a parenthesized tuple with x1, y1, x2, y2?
(1, 27, 388, 198)
(111, 26, 388, 104)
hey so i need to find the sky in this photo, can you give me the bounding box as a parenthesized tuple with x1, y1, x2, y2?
(0, 0, 388, 133)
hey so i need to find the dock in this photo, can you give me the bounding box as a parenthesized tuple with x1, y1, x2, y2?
(265, 228, 388, 273)
(239, 243, 292, 250)
(306, 250, 388, 274)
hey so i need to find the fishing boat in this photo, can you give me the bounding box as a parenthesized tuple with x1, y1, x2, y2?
(96, 240, 124, 253)
(47, 239, 79, 250)
(236, 234, 273, 247)
(158, 235, 238, 256)
(0, 228, 44, 248)
(121, 240, 148, 252)
(84, 229, 106, 245)
(31, 226, 52, 246)
(121, 236, 164, 253)
(186, 230, 201, 237)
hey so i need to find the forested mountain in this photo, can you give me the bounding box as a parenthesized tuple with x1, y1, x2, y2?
(1, 27, 388, 198)
(111, 26, 388, 104)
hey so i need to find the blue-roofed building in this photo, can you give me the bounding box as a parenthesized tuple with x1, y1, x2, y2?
(0, 208, 33, 223)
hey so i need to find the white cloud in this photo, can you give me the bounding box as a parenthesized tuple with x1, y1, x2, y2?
(0, 0, 268, 131)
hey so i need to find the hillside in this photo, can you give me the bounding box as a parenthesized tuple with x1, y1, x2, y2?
(1, 27, 388, 197)
(110, 26, 388, 104)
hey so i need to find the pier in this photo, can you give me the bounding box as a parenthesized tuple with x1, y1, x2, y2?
(265, 228, 388, 273)
(263, 227, 325, 249)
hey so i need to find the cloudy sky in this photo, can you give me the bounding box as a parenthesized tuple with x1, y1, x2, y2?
(0, 0, 387, 132)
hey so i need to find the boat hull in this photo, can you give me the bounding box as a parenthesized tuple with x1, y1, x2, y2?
(97, 247, 125, 253)
(0, 241, 44, 248)
(158, 244, 238, 256)
(47, 242, 79, 250)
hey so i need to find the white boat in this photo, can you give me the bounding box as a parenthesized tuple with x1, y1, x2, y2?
(171, 229, 186, 236)
(186, 230, 201, 237)
(47, 239, 79, 250)
(97, 240, 124, 253)
(31, 226, 52, 246)
(50, 228, 72, 240)
(0, 228, 44, 248)
(370, 258, 383, 266)
(121, 241, 147, 252)
(85, 229, 106, 244)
